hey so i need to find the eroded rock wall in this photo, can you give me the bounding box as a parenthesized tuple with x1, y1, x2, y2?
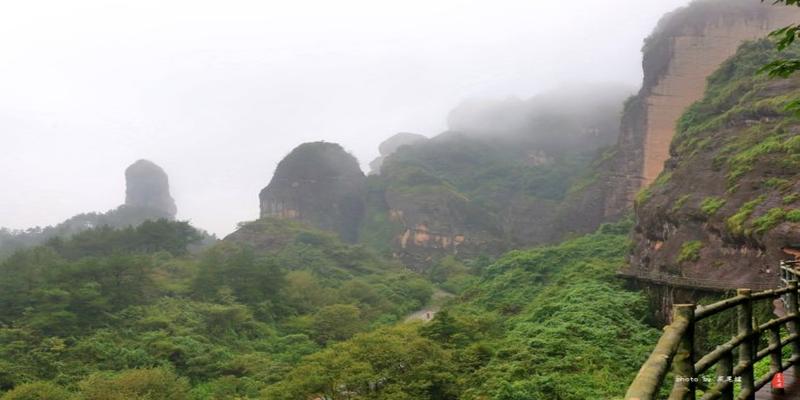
(606, 2, 800, 217)
(626, 40, 800, 293)
(382, 186, 505, 269)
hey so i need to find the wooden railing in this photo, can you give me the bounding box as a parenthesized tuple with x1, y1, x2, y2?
(625, 261, 800, 400)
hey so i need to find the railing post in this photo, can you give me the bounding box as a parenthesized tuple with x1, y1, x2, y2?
(782, 260, 787, 283)
(769, 325, 784, 394)
(787, 280, 800, 361)
(716, 352, 734, 400)
(738, 288, 755, 400)
(670, 304, 696, 400)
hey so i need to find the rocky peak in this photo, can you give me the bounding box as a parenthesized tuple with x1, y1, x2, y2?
(124, 159, 177, 218)
(259, 142, 366, 242)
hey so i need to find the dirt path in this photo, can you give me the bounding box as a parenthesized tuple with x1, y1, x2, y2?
(405, 288, 454, 323)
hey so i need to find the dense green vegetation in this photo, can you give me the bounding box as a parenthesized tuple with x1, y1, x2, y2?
(265, 221, 660, 399)
(382, 134, 599, 209)
(0, 215, 659, 399)
(0, 219, 432, 399)
(0, 206, 184, 260)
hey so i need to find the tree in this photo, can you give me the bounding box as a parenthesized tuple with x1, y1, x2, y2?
(312, 304, 363, 344)
(264, 325, 459, 400)
(78, 368, 190, 400)
(761, 0, 800, 113)
(192, 245, 285, 307)
(0, 381, 71, 400)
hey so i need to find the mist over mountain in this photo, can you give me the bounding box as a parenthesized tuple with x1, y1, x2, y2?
(5, 1, 800, 399)
(447, 83, 633, 153)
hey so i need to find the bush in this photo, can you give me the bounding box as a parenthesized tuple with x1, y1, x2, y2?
(79, 368, 190, 400)
(700, 197, 726, 216)
(311, 304, 363, 344)
(787, 209, 800, 222)
(752, 208, 786, 235)
(677, 241, 703, 263)
(727, 196, 766, 236)
(0, 382, 71, 400)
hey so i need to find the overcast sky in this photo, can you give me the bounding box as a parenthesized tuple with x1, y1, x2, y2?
(0, 0, 691, 236)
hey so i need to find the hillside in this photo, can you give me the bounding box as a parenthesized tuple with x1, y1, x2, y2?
(359, 85, 631, 269)
(0, 219, 432, 399)
(264, 221, 660, 399)
(626, 39, 800, 298)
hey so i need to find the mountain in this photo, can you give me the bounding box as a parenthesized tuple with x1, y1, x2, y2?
(257, 100, 635, 271)
(259, 142, 366, 243)
(360, 84, 632, 269)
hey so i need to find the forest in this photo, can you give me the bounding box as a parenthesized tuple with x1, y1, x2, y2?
(0, 218, 660, 399)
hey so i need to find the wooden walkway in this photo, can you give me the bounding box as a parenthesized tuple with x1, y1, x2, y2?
(756, 367, 800, 399)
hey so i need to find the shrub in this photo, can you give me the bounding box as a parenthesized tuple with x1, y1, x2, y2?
(79, 368, 189, 400)
(784, 194, 800, 205)
(635, 187, 653, 206)
(0, 382, 71, 400)
(700, 197, 726, 216)
(311, 304, 363, 345)
(672, 195, 691, 213)
(677, 241, 703, 263)
(752, 208, 786, 235)
(727, 196, 766, 236)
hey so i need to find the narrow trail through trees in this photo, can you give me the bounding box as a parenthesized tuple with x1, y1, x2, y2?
(405, 288, 454, 323)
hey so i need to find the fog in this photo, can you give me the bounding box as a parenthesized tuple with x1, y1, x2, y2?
(0, 0, 689, 236)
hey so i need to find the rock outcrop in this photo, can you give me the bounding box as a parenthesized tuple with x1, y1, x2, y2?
(623, 40, 800, 318)
(603, 0, 800, 218)
(368, 133, 427, 175)
(380, 166, 506, 267)
(259, 142, 366, 242)
(124, 159, 177, 218)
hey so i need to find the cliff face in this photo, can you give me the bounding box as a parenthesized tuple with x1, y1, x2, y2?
(376, 148, 507, 267)
(605, 0, 800, 218)
(626, 41, 800, 294)
(259, 142, 366, 242)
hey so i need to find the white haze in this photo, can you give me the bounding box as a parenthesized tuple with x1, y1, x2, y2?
(0, 0, 690, 236)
